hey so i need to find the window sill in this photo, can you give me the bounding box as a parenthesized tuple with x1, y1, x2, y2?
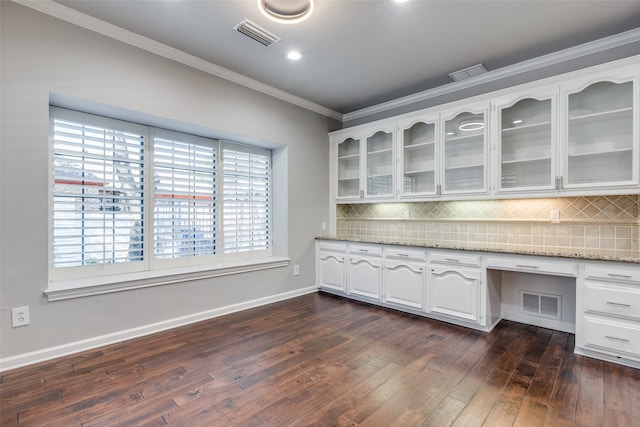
(45, 257, 290, 301)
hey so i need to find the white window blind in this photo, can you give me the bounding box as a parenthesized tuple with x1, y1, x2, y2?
(222, 143, 271, 256)
(153, 133, 217, 260)
(52, 111, 145, 269)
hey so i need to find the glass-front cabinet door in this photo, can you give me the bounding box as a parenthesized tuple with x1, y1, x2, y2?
(398, 116, 437, 197)
(336, 135, 361, 199)
(495, 90, 556, 192)
(441, 106, 488, 194)
(562, 70, 639, 189)
(365, 128, 394, 198)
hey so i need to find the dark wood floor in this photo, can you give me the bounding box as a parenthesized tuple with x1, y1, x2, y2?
(1, 292, 639, 426)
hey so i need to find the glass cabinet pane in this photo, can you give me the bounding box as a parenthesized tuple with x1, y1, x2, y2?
(366, 131, 393, 196)
(337, 137, 360, 197)
(402, 121, 436, 195)
(444, 112, 485, 192)
(500, 98, 552, 189)
(567, 81, 633, 185)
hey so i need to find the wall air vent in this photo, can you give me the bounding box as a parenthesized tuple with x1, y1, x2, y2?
(234, 19, 281, 47)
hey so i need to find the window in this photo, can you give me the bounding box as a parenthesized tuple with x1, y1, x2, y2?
(50, 107, 273, 285)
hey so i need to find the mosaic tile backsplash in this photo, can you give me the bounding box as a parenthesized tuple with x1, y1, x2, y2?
(335, 195, 639, 261)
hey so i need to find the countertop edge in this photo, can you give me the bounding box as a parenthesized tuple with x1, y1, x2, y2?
(315, 236, 640, 264)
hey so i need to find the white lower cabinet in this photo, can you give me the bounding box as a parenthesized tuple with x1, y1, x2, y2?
(577, 264, 640, 365)
(383, 248, 426, 310)
(317, 242, 347, 292)
(348, 244, 383, 300)
(428, 264, 482, 324)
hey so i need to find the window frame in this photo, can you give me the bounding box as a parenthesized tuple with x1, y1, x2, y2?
(47, 107, 284, 300)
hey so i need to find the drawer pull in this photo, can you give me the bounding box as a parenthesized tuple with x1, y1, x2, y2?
(607, 274, 633, 279)
(397, 253, 409, 257)
(605, 336, 630, 343)
(606, 301, 631, 308)
(445, 258, 460, 263)
(516, 264, 539, 269)
(358, 249, 369, 253)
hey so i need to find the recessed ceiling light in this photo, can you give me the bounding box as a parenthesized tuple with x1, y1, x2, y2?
(259, 0, 314, 24)
(287, 51, 302, 60)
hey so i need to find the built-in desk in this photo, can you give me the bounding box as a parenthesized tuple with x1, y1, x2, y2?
(316, 238, 640, 369)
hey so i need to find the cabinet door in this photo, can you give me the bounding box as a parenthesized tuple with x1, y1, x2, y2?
(384, 259, 425, 310)
(429, 265, 481, 323)
(318, 251, 347, 292)
(562, 71, 639, 189)
(398, 117, 438, 197)
(336, 135, 362, 199)
(365, 128, 395, 198)
(349, 255, 382, 299)
(495, 91, 557, 192)
(441, 106, 489, 194)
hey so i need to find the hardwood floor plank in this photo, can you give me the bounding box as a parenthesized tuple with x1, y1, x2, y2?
(2, 293, 639, 427)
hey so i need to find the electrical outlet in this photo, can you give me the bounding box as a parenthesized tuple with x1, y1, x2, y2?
(550, 210, 560, 223)
(321, 222, 327, 230)
(293, 264, 300, 276)
(11, 306, 30, 327)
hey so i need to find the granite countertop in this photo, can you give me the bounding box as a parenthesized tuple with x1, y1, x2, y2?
(315, 236, 640, 264)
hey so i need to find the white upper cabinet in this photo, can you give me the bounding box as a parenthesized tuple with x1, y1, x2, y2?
(440, 103, 489, 195)
(332, 123, 395, 201)
(560, 67, 639, 190)
(330, 58, 640, 203)
(365, 126, 395, 198)
(397, 114, 438, 197)
(335, 133, 362, 200)
(493, 87, 558, 193)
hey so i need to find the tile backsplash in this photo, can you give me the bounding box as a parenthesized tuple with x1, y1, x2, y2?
(335, 195, 639, 260)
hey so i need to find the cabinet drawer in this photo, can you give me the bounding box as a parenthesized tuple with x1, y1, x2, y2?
(583, 316, 640, 358)
(485, 256, 577, 277)
(585, 265, 640, 284)
(584, 282, 640, 321)
(430, 252, 480, 267)
(349, 244, 383, 257)
(384, 247, 426, 261)
(317, 241, 347, 253)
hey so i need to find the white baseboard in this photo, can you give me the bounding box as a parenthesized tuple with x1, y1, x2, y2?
(0, 286, 318, 372)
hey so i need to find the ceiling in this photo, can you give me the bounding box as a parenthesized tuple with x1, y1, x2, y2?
(48, 0, 640, 117)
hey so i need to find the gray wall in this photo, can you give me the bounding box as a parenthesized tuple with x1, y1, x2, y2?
(0, 2, 336, 363)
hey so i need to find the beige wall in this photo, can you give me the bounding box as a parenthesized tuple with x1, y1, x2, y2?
(336, 195, 639, 261)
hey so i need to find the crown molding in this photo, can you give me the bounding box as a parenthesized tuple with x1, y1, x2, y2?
(343, 27, 640, 123)
(10, 0, 344, 122)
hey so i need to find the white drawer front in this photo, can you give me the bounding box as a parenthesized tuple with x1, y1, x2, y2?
(430, 252, 480, 267)
(317, 241, 347, 253)
(585, 265, 640, 284)
(584, 282, 640, 321)
(485, 256, 577, 277)
(349, 244, 383, 257)
(384, 247, 426, 261)
(583, 316, 640, 358)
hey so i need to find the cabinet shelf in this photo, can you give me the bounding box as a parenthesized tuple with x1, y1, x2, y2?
(404, 169, 435, 175)
(502, 156, 551, 165)
(338, 154, 360, 160)
(446, 133, 483, 143)
(568, 147, 632, 158)
(368, 148, 393, 156)
(502, 121, 551, 133)
(404, 141, 435, 150)
(445, 163, 483, 171)
(338, 176, 359, 182)
(569, 107, 632, 123)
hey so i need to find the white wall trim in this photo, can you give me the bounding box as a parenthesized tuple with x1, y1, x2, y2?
(343, 27, 640, 122)
(10, 0, 343, 122)
(0, 286, 318, 372)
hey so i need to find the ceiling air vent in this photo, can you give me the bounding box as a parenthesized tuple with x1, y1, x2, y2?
(234, 19, 281, 47)
(449, 64, 488, 82)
